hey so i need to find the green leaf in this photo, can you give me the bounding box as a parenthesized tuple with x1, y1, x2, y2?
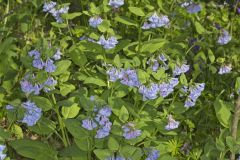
(98, 20, 111, 32)
(119, 106, 129, 122)
(113, 54, 122, 68)
(84, 77, 106, 86)
(214, 99, 232, 128)
(115, 16, 138, 27)
(141, 39, 167, 53)
(11, 124, 23, 139)
(29, 118, 56, 135)
(59, 83, 76, 96)
(62, 12, 82, 19)
(51, 22, 68, 28)
(30, 96, 53, 111)
(65, 119, 88, 139)
(208, 49, 215, 63)
(69, 48, 87, 67)
(194, 21, 205, 34)
(94, 149, 112, 160)
(137, 69, 150, 84)
(180, 74, 188, 85)
(235, 77, 240, 92)
(52, 60, 72, 76)
(62, 103, 80, 119)
(108, 136, 119, 151)
(9, 139, 58, 160)
(128, 7, 145, 16)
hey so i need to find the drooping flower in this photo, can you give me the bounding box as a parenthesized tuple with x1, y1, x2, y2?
(22, 101, 42, 126)
(28, 49, 41, 59)
(0, 145, 6, 160)
(108, 0, 124, 8)
(89, 17, 103, 28)
(53, 48, 62, 60)
(146, 149, 160, 160)
(159, 54, 167, 62)
(45, 59, 56, 73)
(218, 65, 232, 74)
(95, 121, 112, 138)
(173, 64, 190, 76)
(217, 29, 231, 45)
(122, 122, 141, 139)
(43, 1, 57, 12)
(165, 115, 180, 130)
(184, 83, 205, 107)
(32, 58, 45, 69)
(43, 77, 57, 92)
(142, 13, 169, 29)
(98, 36, 118, 49)
(5, 105, 14, 110)
(186, 3, 201, 13)
(20, 80, 34, 94)
(121, 69, 140, 87)
(139, 83, 160, 100)
(82, 118, 98, 130)
(107, 67, 124, 82)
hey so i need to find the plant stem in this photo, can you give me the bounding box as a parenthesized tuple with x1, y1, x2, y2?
(230, 96, 240, 160)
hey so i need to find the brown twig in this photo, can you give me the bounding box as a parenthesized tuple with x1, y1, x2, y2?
(230, 96, 240, 160)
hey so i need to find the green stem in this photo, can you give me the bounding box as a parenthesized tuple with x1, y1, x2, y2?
(230, 96, 240, 160)
(51, 94, 69, 147)
(138, 23, 143, 54)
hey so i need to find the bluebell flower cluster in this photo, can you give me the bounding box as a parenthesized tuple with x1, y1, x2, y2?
(0, 145, 6, 160)
(122, 122, 141, 139)
(107, 155, 126, 160)
(5, 105, 14, 110)
(181, 1, 202, 13)
(20, 74, 57, 95)
(217, 29, 231, 45)
(139, 83, 160, 100)
(184, 83, 205, 107)
(107, 67, 140, 87)
(22, 101, 42, 126)
(81, 106, 112, 139)
(146, 149, 160, 160)
(28, 49, 57, 73)
(142, 13, 169, 29)
(98, 36, 118, 49)
(165, 115, 180, 130)
(79, 36, 96, 43)
(147, 55, 169, 72)
(82, 118, 98, 130)
(108, 0, 124, 8)
(159, 78, 179, 98)
(43, 1, 69, 23)
(95, 107, 112, 138)
(173, 64, 190, 76)
(218, 65, 232, 74)
(89, 17, 103, 28)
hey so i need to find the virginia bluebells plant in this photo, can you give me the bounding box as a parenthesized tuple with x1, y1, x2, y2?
(142, 12, 169, 29)
(146, 149, 160, 160)
(107, 67, 124, 82)
(98, 35, 118, 49)
(186, 3, 202, 13)
(184, 83, 205, 107)
(159, 78, 179, 98)
(218, 65, 232, 75)
(22, 101, 42, 126)
(139, 83, 160, 101)
(32, 58, 45, 69)
(217, 29, 231, 45)
(173, 64, 190, 76)
(120, 69, 140, 87)
(89, 17, 103, 28)
(28, 49, 40, 59)
(5, 105, 14, 110)
(122, 122, 141, 139)
(45, 59, 56, 73)
(82, 118, 98, 130)
(165, 115, 180, 130)
(108, 0, 124, 8)
(0, 145, 6, 160)
(52, 48, 62, 60)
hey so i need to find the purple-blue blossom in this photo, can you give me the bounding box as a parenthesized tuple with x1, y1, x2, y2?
(139, 83, 160, 100)
(20, 80, 42, 95)
(142, 13, 169, 29)
(53, 49, 62, 60)
(32, 58, 45, 69)
(95, 121, 112, 138)
(98, 36, 118, 50)
(218, 65, 232, 74)
(28, 49, 40, 59)
(217, 30, 231, 45)
(146, 149, 160, 160)
(89, 17, 103, 28)
(120, 69, 140, 87)
(122, 123, 141, 139)
(108, 0, 124, 8)
(165, 115, 180, 130)
(159, 54, 167, 62)
(184, 83, 205, 107)
(173, 64, 190, 76)
(187, 3, 202, 13)
(0, 145, 6, 160)
(43, 1, 57, 12)
(22, 101, 42, 126)
(82, 118, 98, 130)
(107, 67, 124, 82)
(45, 59, 56, 73)
(6, 105, 14, 110)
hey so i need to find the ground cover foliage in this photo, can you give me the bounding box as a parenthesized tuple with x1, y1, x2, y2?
(0, 0, 240, 159)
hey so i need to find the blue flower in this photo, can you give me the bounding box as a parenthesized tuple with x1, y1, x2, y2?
(165, 115, 180, 130)
(120, 69, 140, 87)
(0, 144, 6, 160)
(43, 1, 57, 12)
(159, 54, 167, 62)
(95, 121, 112, 139)
(6, 105, 14, 110)
(107, 67, 124, 82)
(20, 80, 34, 94)
(22, 101, 42, 126)
(122, 123, 141, 139)
(98, 36, 118, 50)
(89, 17, 103, 28)
(98, 107, 112, 117)
(217, 30, 231, 45)
(32, 58, 45, 69)
(146, 149, 160, 160)
(218, 65, 232, 75)
(187, 3, 201, 13)
(28, 49, 41, 59)
(173, 64, 190, 76)
(184, 83, 205, 107)
(45, 59, 56, 73)
(108, 0, 124, 8)
(159, 78, 179, 98)
(82, 118, 98, 130)
(139, 83, 160, 100)
(142, 13, 169, 29)
(44, 77, 57, 86)
(53, 49, 62, 60)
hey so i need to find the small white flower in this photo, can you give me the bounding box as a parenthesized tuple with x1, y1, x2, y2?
(165, 115, 180, 130)
(218, 65, 232, 75)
